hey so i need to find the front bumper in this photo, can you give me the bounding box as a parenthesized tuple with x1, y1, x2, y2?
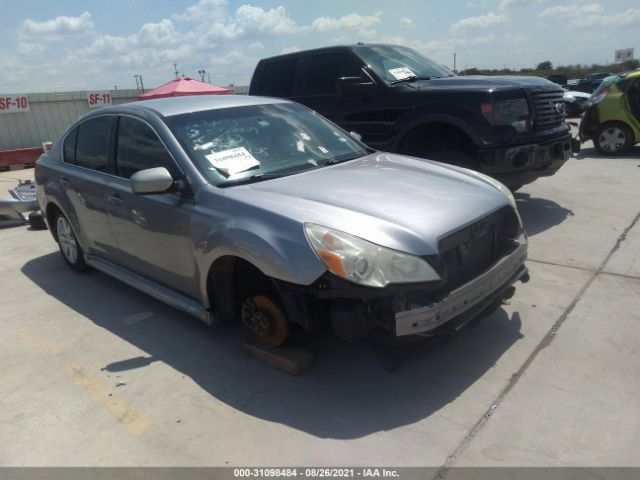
(395, 238, 527, 336)
(479, 133, 573, 187)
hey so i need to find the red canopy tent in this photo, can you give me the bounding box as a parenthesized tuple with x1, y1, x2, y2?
(138, 77, 233, 100)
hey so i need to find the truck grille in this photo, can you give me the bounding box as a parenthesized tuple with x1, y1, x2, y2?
(532, 90, 565, 130)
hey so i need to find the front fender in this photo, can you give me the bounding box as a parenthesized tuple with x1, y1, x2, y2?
(391, 111, 485, 151)
(195, 220, 326, 307)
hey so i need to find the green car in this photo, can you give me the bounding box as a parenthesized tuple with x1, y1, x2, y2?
(580, 70, 640, 155)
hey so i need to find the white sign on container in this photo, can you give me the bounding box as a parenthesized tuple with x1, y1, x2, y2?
(615, 48, 634, 63)
(0, 95, 30, 113)
(87, 91, 113, 108)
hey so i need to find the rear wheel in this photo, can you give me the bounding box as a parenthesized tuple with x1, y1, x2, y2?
(594, 122, 634, 156)
(54, 212, 87, 272)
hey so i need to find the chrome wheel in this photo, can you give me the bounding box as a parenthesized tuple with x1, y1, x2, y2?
(598, 126, 626, 153)
(56, 216, 78, 264)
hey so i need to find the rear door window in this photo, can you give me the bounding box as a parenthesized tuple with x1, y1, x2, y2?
(115, 116, 178, 178)
(63, 128, 77, 164)
(75, 117, 112, 172)
(306, 52, 363, 95)
(258, 58, 298, 97)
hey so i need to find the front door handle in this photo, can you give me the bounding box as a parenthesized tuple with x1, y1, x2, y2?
(107, 193, 123, 206)
(59, 177, 70, 189)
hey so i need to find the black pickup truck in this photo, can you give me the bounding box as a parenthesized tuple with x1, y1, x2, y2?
(249, 44, 575, 189)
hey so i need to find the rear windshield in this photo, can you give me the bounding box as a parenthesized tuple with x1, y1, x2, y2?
(166, 103, 369, 186)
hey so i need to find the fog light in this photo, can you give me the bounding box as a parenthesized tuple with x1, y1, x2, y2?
(513, 151, 528, 167)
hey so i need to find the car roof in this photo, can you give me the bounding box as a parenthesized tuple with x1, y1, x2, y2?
(97, 94, 291, 118)
(258, 43, 403, 62)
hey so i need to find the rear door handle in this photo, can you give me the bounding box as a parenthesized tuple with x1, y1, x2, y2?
(107, 193, 123, 206)
(59, 177, 70, 188)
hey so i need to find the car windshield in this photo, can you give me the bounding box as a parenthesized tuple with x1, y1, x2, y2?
(355, 45, 454, 83)
(166, 103, 369, 186)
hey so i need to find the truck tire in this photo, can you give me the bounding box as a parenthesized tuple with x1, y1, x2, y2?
(594, 122, 634, 156)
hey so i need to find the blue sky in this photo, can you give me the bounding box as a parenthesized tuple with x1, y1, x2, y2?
(0, 0, 638, 93)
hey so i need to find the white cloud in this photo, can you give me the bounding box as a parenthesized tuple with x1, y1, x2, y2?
(506, 33, 528, 45)
(450, 12, 508, 32)
(248, 41, 264, 51)
(137, 20, 178, 46)
(498, 0, 544, 11)
(173, 0, 228, 21)
(280, 46, 300, 54)
(400, 17, 414, 28)
(235, 5, 301, 34)
(311, 12, 382, 32)
(19, 12, 94, 41)
(539, 3, 603, 18)
(569, 7, 640, 28)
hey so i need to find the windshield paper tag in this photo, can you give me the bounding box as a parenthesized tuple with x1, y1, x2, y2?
(205, 147, 260, 175)
(388, 67, 415, 80)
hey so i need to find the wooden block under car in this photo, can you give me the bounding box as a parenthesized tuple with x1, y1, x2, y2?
(243, 341, 315, 376)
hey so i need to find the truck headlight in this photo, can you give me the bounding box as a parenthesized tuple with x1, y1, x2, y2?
(481, 99, 531, 132)
(304, 224, 441, 288)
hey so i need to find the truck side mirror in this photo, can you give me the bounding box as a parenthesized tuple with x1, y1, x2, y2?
(336, 77, 375, 98)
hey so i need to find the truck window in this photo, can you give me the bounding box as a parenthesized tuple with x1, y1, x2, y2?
(307, 52, 363, 95)
(259, 59, 298, 97)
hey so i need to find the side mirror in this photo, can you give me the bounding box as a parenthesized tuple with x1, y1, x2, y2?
(336, 77, 375, 98)
(130, 167, 174, 194)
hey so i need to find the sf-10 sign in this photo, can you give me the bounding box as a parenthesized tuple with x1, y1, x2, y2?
(87, 91, 113, 108)
(0, 95, 30, 113)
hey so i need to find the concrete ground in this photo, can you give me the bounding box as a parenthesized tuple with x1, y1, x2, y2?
(0, 139, 639, 469)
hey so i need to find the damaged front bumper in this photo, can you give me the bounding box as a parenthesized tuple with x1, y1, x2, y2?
(0, 181, 39, 226)
(479, 133, 574, 187)
(395, 238, 528, 336)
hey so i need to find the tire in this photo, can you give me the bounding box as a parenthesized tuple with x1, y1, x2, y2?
(594, 122, 634, 156)
(28, 210, 48, 230)
(54, 212, 88, 272)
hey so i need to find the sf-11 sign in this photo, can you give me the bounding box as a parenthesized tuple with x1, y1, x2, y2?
(0, 95, 30, 113)
(87, 92, 113, 108)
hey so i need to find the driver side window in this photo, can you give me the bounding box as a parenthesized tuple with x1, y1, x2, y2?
(115, 117, 180, 179)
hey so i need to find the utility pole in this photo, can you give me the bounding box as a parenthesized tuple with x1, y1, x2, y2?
(173, 60, 179, 79)
(133, 74, 145, 93)
(453, 52, 456, 71)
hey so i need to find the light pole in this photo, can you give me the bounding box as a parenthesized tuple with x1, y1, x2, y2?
(198, 69, 206, 82)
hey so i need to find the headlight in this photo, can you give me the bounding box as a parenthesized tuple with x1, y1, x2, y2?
(304, 224, 441, 288)
(481, 99, 531, 132)
(587, 87, 609, 107)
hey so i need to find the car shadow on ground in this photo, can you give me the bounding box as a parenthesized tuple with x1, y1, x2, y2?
(22, 252, 524, 440)
(515, 192, 574, 237)
(575, 145, 640, 160)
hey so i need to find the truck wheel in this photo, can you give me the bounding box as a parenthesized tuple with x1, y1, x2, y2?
(594, 122, 633, 156)
(54, 212, 88, 272)
(241, 294, 289, 347)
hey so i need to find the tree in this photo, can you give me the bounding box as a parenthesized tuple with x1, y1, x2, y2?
(536, 61, 553, 71)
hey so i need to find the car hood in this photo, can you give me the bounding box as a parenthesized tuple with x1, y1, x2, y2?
(226, 152, 511, 256)
(406, 75, 559, 92)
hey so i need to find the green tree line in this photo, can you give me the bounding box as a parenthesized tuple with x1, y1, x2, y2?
(459, 59, 639, 79)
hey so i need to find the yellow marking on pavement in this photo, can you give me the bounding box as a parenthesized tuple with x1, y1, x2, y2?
(12, 326, 59, 357)
(67, 363, 151, 438)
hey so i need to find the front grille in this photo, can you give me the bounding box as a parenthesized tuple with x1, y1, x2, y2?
(437, 207, 521, 293)
(532, 90, 565, 130)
